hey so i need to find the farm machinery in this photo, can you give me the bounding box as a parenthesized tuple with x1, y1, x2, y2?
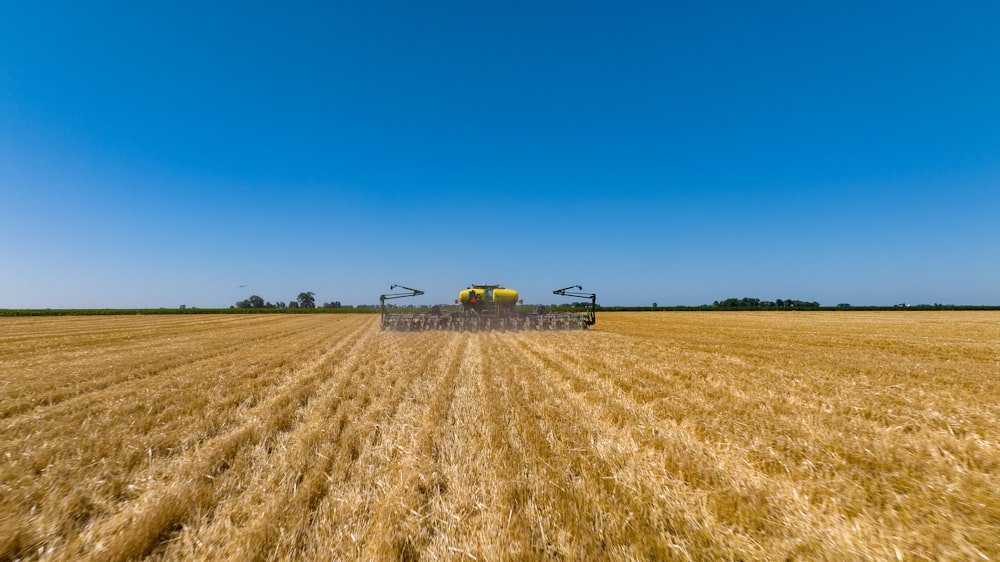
(379, 284, 597, 332)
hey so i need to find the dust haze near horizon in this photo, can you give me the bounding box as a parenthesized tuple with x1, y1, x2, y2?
(2, 2, 998, 308)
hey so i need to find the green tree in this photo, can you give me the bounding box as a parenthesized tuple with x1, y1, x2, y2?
(297, 292, 315, 308)
(235, 294, 266, 308)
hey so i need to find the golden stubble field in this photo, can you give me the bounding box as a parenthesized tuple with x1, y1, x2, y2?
(1, 312, 998, 561)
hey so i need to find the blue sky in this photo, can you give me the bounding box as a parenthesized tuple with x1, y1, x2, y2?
(2, 1, 998, 308)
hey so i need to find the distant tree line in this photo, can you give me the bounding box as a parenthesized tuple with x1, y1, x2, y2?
(233, 291, 322, 309)
(711, 297, 821, 309)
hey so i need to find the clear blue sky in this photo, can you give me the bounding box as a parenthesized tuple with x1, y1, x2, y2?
(2, 1, 998, 308)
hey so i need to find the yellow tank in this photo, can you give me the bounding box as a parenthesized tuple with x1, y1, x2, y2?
(459, 288, 484, 303)
(458, 286, 519, 304)
(493, 288, 519, 305)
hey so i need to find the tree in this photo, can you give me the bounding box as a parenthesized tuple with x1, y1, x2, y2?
(297, 292, 315, 308)
(235, 294, 266, 308)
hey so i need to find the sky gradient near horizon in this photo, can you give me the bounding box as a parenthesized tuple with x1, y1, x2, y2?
(2, 1, 998, 308)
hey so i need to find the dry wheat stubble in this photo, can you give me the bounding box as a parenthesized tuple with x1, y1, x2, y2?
(1, 312, 998, 561)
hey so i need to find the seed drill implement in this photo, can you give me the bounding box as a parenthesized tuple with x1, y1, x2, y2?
(379, 283, 597, 332)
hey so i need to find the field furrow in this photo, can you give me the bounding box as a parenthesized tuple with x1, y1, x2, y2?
(0, 315, 343, 420)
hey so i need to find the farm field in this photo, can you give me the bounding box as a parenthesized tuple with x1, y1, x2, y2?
(1, 312, 998, 561)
